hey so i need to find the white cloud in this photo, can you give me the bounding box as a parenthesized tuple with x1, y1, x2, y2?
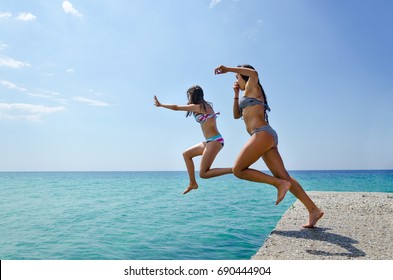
(0, 12, 12, 18)
(62, 1, 83, 17)
(0, 55, 31, 68)
(26, 92, 58, 99)
(66, 68, 75, 73)
(0, 103, 65, 114)
(0, 80, 28, 92)
(15, 12, 37, 21)
(210, 0, 222, 8)
(0, 80, 67, 105)
(0, 12, 37, 21)
(89, 89, 103, 96)
(74, 96, 110, 107)
(0, 103, 65, 122)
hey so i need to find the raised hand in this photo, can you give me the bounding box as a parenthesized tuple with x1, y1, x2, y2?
(153, 95, 161, 107)
(214, 65, 228, 75)
(233, 81, 240, 95)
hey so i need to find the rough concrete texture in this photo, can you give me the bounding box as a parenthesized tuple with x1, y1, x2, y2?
(252, 191, 393, 260)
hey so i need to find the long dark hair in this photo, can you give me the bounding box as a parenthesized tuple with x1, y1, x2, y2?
(237, 64, 270, 112)
(185, 85, 212, 117)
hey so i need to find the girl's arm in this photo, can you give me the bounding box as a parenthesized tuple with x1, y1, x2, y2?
(215, 65, 260, 98)
(215, 65, 258, 79)
(154, 95, 200, 112)
(232, 82, 242, 119)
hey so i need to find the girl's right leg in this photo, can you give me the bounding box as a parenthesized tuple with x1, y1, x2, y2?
(262, 147, 324, 227)
(233, 133, 291, 204)
(182, 142, 205, 194)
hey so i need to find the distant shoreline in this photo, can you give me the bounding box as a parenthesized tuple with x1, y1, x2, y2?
(1, 169, 393, 173)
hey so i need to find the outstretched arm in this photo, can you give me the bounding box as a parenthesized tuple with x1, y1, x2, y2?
(154, 95, 199, 112)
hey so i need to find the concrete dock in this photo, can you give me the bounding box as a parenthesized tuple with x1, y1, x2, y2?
(252, 191, 393, 260)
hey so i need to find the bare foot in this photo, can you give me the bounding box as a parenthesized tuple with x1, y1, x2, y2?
(183, 183, 198, 195)
(303, 210, 324, 228)
(275, 180, 291, 205)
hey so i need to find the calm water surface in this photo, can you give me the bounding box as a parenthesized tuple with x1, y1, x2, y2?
(1, 170, 392, 259)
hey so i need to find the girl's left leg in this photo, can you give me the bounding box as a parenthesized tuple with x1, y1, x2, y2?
(233, 133, 291, 204)
(199, 141, 232, 179)
(182, 142, 205, 194)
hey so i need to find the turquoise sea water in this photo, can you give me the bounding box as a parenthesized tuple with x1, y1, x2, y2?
(1, 170, 392, 260)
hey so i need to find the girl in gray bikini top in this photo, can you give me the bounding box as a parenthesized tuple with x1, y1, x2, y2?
(239, 96, 271, 122)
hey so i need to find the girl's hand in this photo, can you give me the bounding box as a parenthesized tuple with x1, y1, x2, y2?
(214, 65, 228, 75)
(153, 95, 161, 107)
(233, 82, 240, 96)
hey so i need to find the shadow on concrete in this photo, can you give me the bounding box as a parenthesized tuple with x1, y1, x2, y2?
(272, 228, 366, 258)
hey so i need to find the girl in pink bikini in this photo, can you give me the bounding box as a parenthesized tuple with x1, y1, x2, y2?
(154, 85, 232, 194)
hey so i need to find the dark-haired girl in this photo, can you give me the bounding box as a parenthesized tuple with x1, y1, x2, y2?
(214, 65, 324, 228)
(154, 85, 232, 194)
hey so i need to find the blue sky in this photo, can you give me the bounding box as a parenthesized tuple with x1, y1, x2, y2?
(1, 0, 392, 171)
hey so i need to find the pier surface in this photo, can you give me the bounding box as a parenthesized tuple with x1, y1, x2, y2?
(252, 191, 393, 260)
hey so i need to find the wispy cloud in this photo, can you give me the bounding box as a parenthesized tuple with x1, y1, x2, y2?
(0, 12, 37, 21)
(15, 12, 37, 21)
(73, 96, 110, 107)
(210, 0, 222, 8)
(0, 80, 28, 92)
(244, 19, 263, 41)
(0, 103, 65, 122)
(1, 80, 67, 105)
(88, 89, 104, 96)
(0, 12, 12, 18)
(0, 55, 31, 68)
(62, 1, 83, 17)
(26, 89, 64, 102)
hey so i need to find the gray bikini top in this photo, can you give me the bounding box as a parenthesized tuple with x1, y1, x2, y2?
(239, 96, 270, 111)
(239, 96, 271, 122)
